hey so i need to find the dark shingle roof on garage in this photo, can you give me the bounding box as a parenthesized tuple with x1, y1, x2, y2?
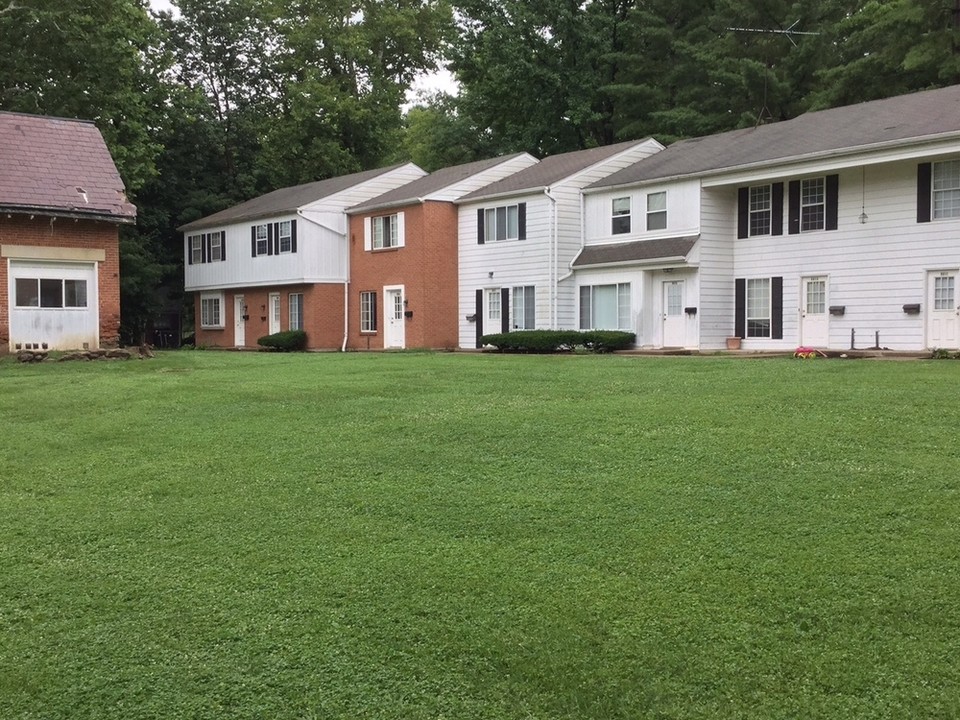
(572, 236, 698, 267)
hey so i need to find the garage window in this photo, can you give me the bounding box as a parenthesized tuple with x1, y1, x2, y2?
(15, 278, 87, 308)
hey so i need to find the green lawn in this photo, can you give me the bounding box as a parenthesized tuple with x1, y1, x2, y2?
(1, 351, 958, 719)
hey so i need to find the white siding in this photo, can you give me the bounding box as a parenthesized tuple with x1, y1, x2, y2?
(731, 160, 960, 351)
(698, 187, 736, 349)
(584, 179, 701, 245)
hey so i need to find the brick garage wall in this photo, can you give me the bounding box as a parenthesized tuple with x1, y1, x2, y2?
(347, 201, 459, 350)
(0, 214, 120, 351)
(192, 283, 346, 350)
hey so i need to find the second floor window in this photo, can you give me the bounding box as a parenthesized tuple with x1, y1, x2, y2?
(612, 197, 631, 234)
(255, 224, 269, 255)
(749, 185, 771, 236)
(372, 214, 399, 249)
(800, 177, 826, 231)
(933, 160, 960, 219)
(647, 192, 667, 231)
(187, 231, 226, 264)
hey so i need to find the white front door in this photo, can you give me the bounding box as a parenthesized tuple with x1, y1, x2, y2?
(234, 294, 245, 346)
(384, 286, 405, 349)
(800, 276, 829, 347)
(662, 280, 685, 347)
(927, 270, 959, 349)
(268, 293, 281, 335)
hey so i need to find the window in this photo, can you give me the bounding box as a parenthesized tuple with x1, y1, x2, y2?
(511, 286, 535, 330)
(360, 291, 377, 332)
(190, 236, 203, 264)
(800, 178, 825, 231)
(746, 278, 771, 338)
(14, 278, 87, 308)
(612, 197, 631, 234)
(485, 204, 520, 241)
(255, 224, 269, 255)
(579, 283, 631, 330)
(934, 275, 955, 311)
(487, 288, 501, 322)
(289, 293, 303, 330)
(200, 293, 224, 328)
(372, 214, 400, 249)
(187, 232, 225, 264)
(749, 185, 771, 236)
(646, 192, 667, 231)
(279, 221, 293, 253)
(933, 160, 960, 219)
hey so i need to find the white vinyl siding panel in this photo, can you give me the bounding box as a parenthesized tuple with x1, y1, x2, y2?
(697, 186, 737, 350)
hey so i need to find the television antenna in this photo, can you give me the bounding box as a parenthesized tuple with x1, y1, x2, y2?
(726, 19, 820, 47)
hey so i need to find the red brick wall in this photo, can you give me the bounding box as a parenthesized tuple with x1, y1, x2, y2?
(0, 214, 120, 350)
(346, 201, 459, 350)
(192, 282, 346, 350)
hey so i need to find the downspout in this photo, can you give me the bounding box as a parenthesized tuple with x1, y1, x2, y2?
(544, 187, 559, 328)
(342, 280, 349, 352)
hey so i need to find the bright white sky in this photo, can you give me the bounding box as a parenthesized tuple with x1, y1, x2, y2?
(145, 0, 458, 104)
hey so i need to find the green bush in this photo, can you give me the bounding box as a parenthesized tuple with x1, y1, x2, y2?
(257, 330, 308, 352)
(480, 329, 635, 353)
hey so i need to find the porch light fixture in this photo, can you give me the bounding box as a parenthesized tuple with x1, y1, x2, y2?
(859, 166, 868, 223)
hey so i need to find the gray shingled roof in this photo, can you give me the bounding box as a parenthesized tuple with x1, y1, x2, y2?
(349, 154, 528, 213)
(460, 140, 650, 202)
(0, 111, 135, 222)
(179, 164, 412, 231)
(572, 236, 698, 267)
(590, 84, 960, 190)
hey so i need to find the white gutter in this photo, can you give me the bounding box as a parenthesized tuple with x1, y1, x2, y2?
(544, 187, 558, 328)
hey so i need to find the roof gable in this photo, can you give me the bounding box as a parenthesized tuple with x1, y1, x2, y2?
(179, 163, 420, 231)
(590, 84, 960, 189)
(460, 140, 654, 202)
(0, 111, 135, 222)
(348, 153, 535, 213)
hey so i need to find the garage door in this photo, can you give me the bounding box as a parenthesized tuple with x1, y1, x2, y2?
(9, 260, 99, 351)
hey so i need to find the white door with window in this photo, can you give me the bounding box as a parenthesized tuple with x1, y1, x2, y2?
(662, 280, 685, 347)
(268, 293, 281, 335)
(800, 276, 829, 347)
(384, 286, 405, 349)
(234, 294, 245, 346)
(927, 270, 959, 348)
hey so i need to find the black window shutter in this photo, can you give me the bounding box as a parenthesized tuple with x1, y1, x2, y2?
(737, 187, 749, 239)
(267, 223, 274, 255)
(825, 174, 839, 231)
(772, 182, 784, 235)
(771, 276, 784, 339)
(788, 180, 800, 234)
(187, 237, 193, 265)
(220, 233, 226, 261)
(918, 162, 932, 223)
(501, 288, 510, 333)
(273, 222, 280, 255)
(251, 227, 257, 257)
(735, 278, 746, 339)
(518, 203, 526, 240)
(291, 219, 298, 253)
(477, 209, 485, 244)
(201, 233, 209, 264)
(475, 289, 484, 348)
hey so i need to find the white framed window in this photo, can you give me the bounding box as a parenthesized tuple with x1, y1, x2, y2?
(189, 235, 203, 264)
(933, 160, 960, 219)
(746, 279, 771, 338)
(934, 275, 956, 310)
(511, 286, 535, 330)
(800, 177, 826, 231)
(255, 224, 269, 255)
(485, 204, 520, 241)
(360, 291, 377, 332)
(646, 192, 667, 231)
(749, 185, 771, 236)
(289, 293, 304, 330)
(487, 288, 501, 322)
(279, 221, 293, 253)
(612, 197, 631, 234)
(579, 283, 631, 330)
(209, 232, 223, 262)
(372, 214, 399, 249)
(200, 292, 224, 328)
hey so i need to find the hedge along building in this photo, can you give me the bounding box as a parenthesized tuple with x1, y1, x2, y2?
(0, 111, 136, 353)
(180, 163, 425, 350)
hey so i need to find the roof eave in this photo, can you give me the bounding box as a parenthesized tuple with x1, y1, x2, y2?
(460, 186, 546, 205)
(0, 205, 136, 224)
(178, 207, 300, 232)
(572, 255, 690, 270)
(347, 197, 426, 215)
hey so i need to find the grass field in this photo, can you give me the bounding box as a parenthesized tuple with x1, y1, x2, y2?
(1, 351, 958, 719)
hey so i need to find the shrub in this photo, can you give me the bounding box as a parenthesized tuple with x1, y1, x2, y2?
(257, 330, 308, 352)
(480, 330, 635, 353)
